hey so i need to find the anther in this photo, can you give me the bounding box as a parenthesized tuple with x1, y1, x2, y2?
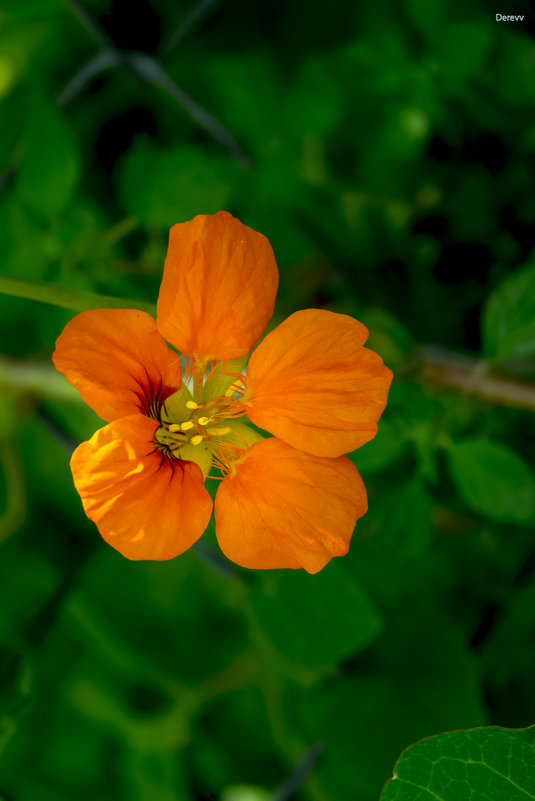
(191, 435, 203, 446)
(198, 416, 211, 426)
(186, 401, 199, 409)
(180, 421, 194, 431)
(207, 426, 231, 436)
(168, 424, 182, 433)
(225, 379, 243, 398)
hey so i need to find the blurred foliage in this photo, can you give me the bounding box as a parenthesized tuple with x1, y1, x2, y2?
(1, 0, 535, 799)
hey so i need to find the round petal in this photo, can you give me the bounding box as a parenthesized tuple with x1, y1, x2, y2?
(53, 309, 182, 422)
(245, 309, 393, 458)
(214, 438, 367, 574)
(157, 211, 278, 363)
(71, 414, 212, 560)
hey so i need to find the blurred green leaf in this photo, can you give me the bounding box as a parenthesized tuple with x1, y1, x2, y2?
(362, 308, 413, 371)
(448, 438, 535, 523)
(483, 265, 535, 361)
(380, 725, 535, 800)
(0, 645, 33, 753)
(297, 608, 485, 801)
(433, 22, 493, 82)
(221, 787, 270, 801)
(119, 137, 235, 228)
(16, 102, 80, 217)
(364, 476, 433, 557)
(352, 418, 407, 474)
(0, 0, 62, 17)
(405, 0, 446, 33)
(249, 561, 383, 669)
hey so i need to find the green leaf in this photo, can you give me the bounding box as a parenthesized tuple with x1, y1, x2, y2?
(352, 418, 407, 474)
(447, 439, 535, 523)
(363, 476, 433, 557)
(248, 560, 383, 669)
(433, 22, 493, 81)
(483, 265, 535, 361)
(297, 608, 485, 801)
(119, 137, 235, 228)
(380, 725, 535, 800)
(0, 275, 156, 316)
(221, 787, 270, 801)
(0, 645, 33, 754)
(17, 103, 80, 217)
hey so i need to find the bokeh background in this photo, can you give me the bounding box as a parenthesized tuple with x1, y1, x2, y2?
(1, 0, 535, 799)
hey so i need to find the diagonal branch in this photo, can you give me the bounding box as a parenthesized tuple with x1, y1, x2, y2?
(417, 345, 535, 411)
(57, 49, 119, 106)
(124, 53, 250, 167)
(164, 0, 221, 52)
(271, 744, 325, 801)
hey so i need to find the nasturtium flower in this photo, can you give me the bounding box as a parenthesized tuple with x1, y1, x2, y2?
(53, 211, 393, 573)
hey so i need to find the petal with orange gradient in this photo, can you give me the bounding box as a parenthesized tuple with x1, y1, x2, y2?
(214, 438, 366, 574)
(71, 414, 212, 560)
(53, 309, 182, 422)
(245, 309, 393, 458)
(157, 211, 278, 363)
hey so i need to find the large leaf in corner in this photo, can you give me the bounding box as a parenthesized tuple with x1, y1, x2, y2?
(380, 725, 535, 800)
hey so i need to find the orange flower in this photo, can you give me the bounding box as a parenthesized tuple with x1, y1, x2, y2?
(53, 211, 393, 573)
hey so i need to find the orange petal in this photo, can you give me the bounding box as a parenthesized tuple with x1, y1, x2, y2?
(214, 438, 366, 573)
(71, 414, 213, 560)
(245, 309, 393, 458)
(157, 211, 278, 363)
(53, 309, 182, 422)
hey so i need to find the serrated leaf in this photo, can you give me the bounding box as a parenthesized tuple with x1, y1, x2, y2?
(448, 439, 535, 522)
(483, 265, 535, 361)
(380, 725, 535, 800)
(249, 560, 382, 669)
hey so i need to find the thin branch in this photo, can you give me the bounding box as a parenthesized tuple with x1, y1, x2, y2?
(164, 0, 221, 52)
(124, 53, 250, 167)
(57, 49, 119, 106)
(417, 345, 535, 411)
(62, 0, 250, 165)
(270, 744, 325, 801)
(62, 0, 112, 48)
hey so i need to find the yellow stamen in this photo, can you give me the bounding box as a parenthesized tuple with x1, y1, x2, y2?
(198, 416, 211, 426)
(186, 400, 199, 409)
(207, 426, 231, 436)
(225, 382, 242, 397)
(168, 423, 182, 433)
(191, 435, 203, 446)
(180, 421, 194, 431)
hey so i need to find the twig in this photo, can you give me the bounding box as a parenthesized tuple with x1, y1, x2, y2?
(61, 0, 250, 166)
(417, 345, 535, 411)
(270, 744, 325, 801)
(165, 0, 220, 52)
(124, 53, 250, 167)
(57, 50, 119, 106)
(62, 0, 112, 48)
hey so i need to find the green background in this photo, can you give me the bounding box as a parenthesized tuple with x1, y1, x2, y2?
(1, 0, 535, 799)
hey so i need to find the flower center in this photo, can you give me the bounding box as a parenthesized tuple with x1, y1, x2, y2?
(153, 360, 260, 479)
